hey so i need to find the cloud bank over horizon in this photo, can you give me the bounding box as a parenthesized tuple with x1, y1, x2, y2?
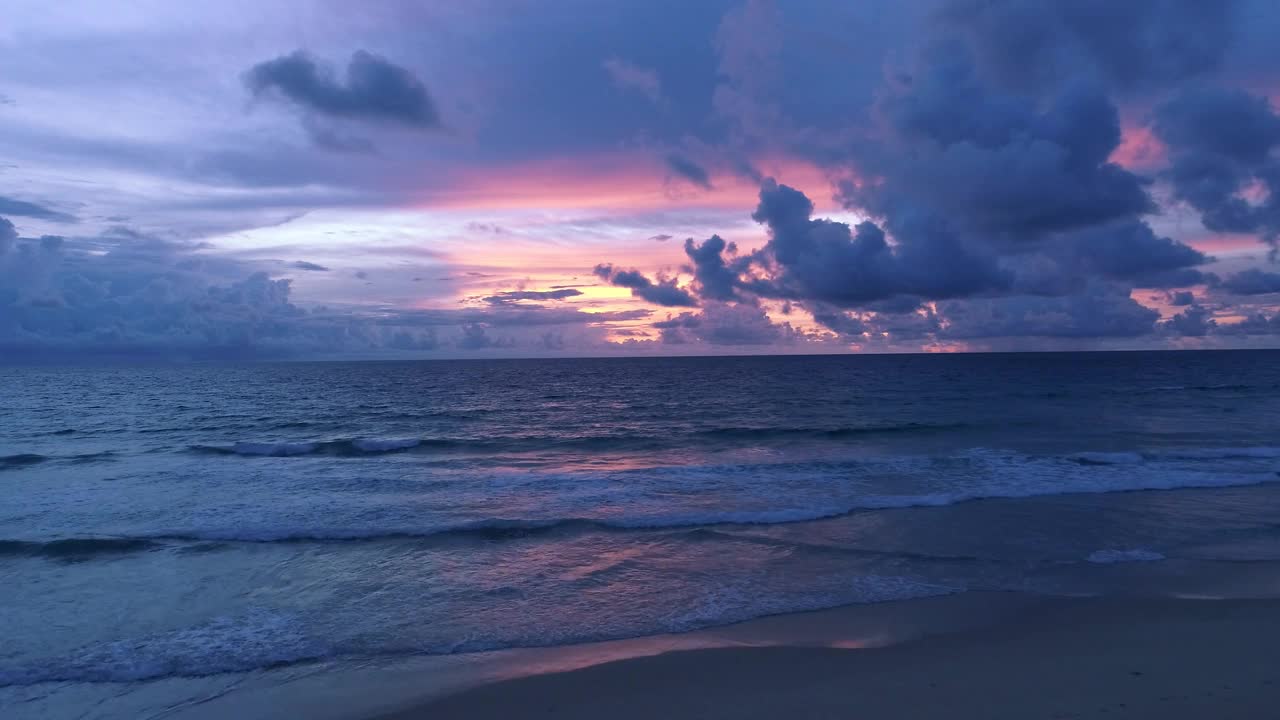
(2, 0, 1280, 358)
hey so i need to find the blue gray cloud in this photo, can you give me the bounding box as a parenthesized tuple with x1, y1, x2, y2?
(1219, 268, 1280, 295)
(246, 50, 441, 129)
(483, 288, 584, 305)
(0, 196, 77, 223)
(0, 216, 644, 359)
(665, 154, 713, 190)
(593, 263, 698, 307)
(1154, 86, 1280, 249)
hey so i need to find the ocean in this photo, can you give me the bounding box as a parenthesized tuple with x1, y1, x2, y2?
(4, 351, 1280, 717)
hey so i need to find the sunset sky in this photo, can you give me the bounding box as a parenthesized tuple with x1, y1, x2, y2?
(3, 0, 1280, 358)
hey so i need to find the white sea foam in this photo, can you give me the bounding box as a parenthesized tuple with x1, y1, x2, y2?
(1087, 548, 1167, 564)
(0, 610, 325, 686)
(29, 446, 1280, 546)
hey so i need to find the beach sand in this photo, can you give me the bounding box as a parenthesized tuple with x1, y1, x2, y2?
(382, 595, 1280, 720)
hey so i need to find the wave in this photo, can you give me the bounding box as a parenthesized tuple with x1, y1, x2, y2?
(1151, 447, 1280, 460)
(1070, 451, 1145, 465)
(184, 422, 973, 459)
(0, 576, 957, 686)
(0, 537, 161, 558)
(8, 445, 1279, 553)
(1146, 383, 1255, 393)
(1070, 447, 1280, 465)
(67, 451, 117, 464)
(1087, 548, 1166, 564)
(0, 453, 48, 470)
(190, 437, 427, 457)
(25, 453, 1270, 547)
(0, 451, 118, 469)
(696, 422, 971, 440)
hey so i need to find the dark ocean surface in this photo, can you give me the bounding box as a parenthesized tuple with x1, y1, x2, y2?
(4, 351, 1280, 715)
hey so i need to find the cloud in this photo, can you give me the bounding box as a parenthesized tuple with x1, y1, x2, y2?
(305, 122, 378, 154)
(1163, 304, 1216, 337)
(665, 154, 713, 189)
(0, 217, 637, 358)
(245, 50, 440, 129)
(291, 260, 330, 272)
(682, 235, 742, 302)
(654, 303, 792, 346)
(1066, 220, 1211, 287)
(749, 180, 1009, 307)
(457, 323, 514, 350)
(939, 0, 1236, 94)
(811, 308, 869, 338)
(602, 58, 663, 103)
(0, 196, 77, 223)
(0, 218, 15, 255)
(1219, 268, 1280, 295)
(593, 263, 698, 307)
(1215, 312, 1280, 336)
(937, 283, 1160, 340)
(1153, 86, 1280, 248)
(845, 58, 1153, 240)
(10, 1, 1280, 354)
(483, 288, 584, 304)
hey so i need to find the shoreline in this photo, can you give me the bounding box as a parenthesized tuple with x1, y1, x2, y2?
(377, 594, 1280, 720)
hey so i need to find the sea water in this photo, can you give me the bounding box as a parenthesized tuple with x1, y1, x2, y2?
(3, 351, 1280, 716)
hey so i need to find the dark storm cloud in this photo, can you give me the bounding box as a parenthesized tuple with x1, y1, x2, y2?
(291, 260, 330, 272)
(1153, 87, 1280, 246)
(750, 180, 1009, 306)
(939, 0, 1237, 94)
(682, 235, 742, 302)
(810, 308, 868, 337)
(0, 196, 77, 223)
(1155, 87, 1280, 163)
(844, 58, 1153, 240)
(1170, 291, 1196, 306)
(937, 284, 1160, 340)
(1162, 304, 1216, 337)
(1066, 221, 1211, 288)
(245, 50, 440, 128)
(1219, 268, 1280, 295)
(593, 263, 698, 307)
(664, 154, 713, 189)
(591, 0, 1269, 348)
(1215, 312, 1280, 336)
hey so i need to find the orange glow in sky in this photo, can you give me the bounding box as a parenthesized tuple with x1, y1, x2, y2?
(413, 152, 842, 213)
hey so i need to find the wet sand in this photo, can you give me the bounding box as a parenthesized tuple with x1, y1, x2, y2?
(382, 595, 1280, 720)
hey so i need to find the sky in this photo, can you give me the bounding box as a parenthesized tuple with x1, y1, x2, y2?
(2, 0, 1280, 359)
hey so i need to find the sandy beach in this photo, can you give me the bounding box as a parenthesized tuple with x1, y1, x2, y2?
(387, 595, 1280, 720)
